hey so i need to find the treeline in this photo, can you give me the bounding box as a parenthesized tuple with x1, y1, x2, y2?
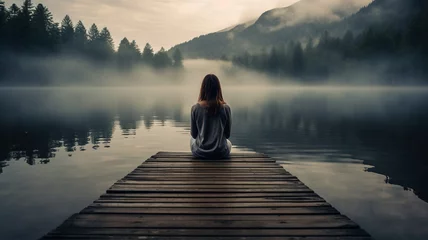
(0, 0, 183, 71)
(232, 3, 428, 83)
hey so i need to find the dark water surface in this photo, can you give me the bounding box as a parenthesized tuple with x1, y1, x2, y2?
(0, 87, 428, 240)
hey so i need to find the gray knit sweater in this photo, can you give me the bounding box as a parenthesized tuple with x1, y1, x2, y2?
(191, 103, 231, 158)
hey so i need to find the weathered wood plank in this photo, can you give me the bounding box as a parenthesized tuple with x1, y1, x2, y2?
(89, 202, 331, 208)
(110, 185, 309, 190)
(146, 158, 276, 163)
(95, 197, 325, 203)
(153, 152, 268, 158)
(127, 172, 293, 176)
(136, 167, 287, 171)
(48, 228, 368, 237)
(130, 170, 289, 174)
(117, 180, 303, 185)
(81, 206, 339, 215)
(123, 177, 299, 181)
(139, 163, 280, 168)
(39, 152, 371, 240)
(108, 184, 310, 190)
(106, 188, 313, 194)
(100, 192, 320, 198)
(44, 236, 371, 240)
(62, 215, 356, 229)
(69, 214, 351, 221)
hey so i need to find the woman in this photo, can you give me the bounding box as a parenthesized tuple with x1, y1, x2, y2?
(191, 74, 232, 159)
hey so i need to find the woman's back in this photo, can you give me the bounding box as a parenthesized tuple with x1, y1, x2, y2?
(190, 74, 232, 159)
(191, 103, 231, 158)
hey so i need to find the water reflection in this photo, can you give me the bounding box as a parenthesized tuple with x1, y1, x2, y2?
(228, 90, 428, 202)
(0, 88, 427, 205)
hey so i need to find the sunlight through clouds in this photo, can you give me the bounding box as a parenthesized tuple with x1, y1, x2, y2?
(7, 0, 299, 50)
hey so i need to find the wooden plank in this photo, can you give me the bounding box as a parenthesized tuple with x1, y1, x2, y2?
(43, 236, 371, 240)
(40, 152, 372, 240)
(116, 180, 303, 185)
(109, 184, 310, 189)
(131, 169, 288, 173)
(44, 237, 371, 240)
(48, 228, 368, 237)
(110, 185, 309, 190)
(146, 158, 276, 163)
(136, 167, 287, 171)
(138, 164, 283, 168)
(63, 215, 357, 229)
(123, 177, 299, 181)
(127, 172, 292, 176)
(81, 207, 338, 215)
(89, 202, 331, 208)
(139, 163, 280, 167)
(126, 173, 290, 177)
(100, 192, 320, 198)
(69, 213, 353, 222)
(107, 188, 313, 194)
(95, 197, 325, 203)
(153, 152, 268, 158)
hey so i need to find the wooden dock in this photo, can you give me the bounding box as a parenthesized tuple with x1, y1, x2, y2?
(41, 152, 371, 240)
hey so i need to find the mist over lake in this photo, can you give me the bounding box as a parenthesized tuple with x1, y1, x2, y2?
(1, 0, 428, 239)
(0, 60, 428, 239)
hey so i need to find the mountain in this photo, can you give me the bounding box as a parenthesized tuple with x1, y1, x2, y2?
(170, 0, 370, 59)
(334, 0, 422, 34)
(170, 0, 421, 59)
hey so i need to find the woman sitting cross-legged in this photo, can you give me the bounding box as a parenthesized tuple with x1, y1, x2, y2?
(190, 74, 232, 159)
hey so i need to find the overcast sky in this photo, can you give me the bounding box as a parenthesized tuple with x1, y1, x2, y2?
(7, 0, 300, 50)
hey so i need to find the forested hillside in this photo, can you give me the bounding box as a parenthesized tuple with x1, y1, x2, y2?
(0, 0, 183, 85)
(170, 0, 370, 59)
(232, 0, 428, 83)
(171, 0, 425, 60)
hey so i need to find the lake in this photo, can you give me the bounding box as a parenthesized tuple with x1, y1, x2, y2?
(0, 85, 428, 240)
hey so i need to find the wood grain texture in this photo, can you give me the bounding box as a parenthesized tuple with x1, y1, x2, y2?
(40, 152, 371, 240)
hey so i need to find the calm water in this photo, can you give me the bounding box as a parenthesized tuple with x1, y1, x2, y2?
(0, 87, 428, 240)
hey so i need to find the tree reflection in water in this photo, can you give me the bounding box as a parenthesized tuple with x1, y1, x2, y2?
(0, 88, 427, 203)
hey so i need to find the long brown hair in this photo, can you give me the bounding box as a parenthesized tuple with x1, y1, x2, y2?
(198, 74, 225, 115)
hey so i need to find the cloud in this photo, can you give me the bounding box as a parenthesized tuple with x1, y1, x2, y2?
(263, 0, 372, 31)
(6, 0, 365, 49)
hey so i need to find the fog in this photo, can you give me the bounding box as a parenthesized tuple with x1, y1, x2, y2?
(0, 55, 287, 87)
(264, 0, 372, 30)
(2, 54, 426, 87)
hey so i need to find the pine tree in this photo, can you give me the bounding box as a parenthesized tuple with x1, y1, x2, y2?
(74, 20, 87, 52)
(130, 40, 141, 61)
(153, 47, 172, 68)
(0, 1, 6, 34)
(16, 0, 34, 47)
(8, 4, 20, 19)
(21, 0, 34, 19)
(5, 4, 21, 46)
(342, 30, 355, 58)
(292, 43, 305, 77)
(87, 23, 100, 58)
(60, 15, 74, 47)
(48, 22, 60, 49)
(172, 48, 183, 68)
(118, 37, 130, 52)
(142, 43, 154, 65)
(31, 4, 53, 49)
(0, 1, 7, 45)
(20, 0, 34, 29)
(268, 47, 279, 72)
(99, 27, 114, 58)
(117, 37, 131, 67)
(88, 23, 100, 43)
